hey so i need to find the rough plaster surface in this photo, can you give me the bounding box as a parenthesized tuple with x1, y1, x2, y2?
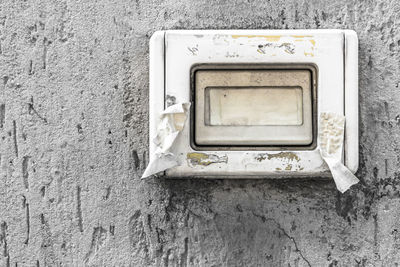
(0, 0, 400, 266)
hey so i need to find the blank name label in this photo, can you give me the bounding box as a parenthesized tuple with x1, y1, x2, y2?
(207, 87, 303, 126)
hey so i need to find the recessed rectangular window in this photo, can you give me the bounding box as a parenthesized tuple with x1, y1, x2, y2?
(206, 86, 303, 126)
(192, 65, 316, 148)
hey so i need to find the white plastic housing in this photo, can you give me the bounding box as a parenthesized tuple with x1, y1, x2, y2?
(149, 30, 358, 178)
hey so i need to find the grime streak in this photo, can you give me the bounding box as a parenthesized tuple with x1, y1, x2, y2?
(186, 152, 228, 166)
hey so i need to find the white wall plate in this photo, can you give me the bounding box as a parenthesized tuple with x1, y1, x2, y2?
(149, 29, 358, 178)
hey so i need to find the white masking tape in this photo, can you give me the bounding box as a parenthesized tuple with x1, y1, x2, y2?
(319, 112, 359, 193)
(142, 102, 191, 179)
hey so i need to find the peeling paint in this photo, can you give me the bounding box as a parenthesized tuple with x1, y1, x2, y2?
(280, 43, 295, 54)
(290, 36, 316, 57)
(232, 35, 281, 42)
(266, 152, 300, 162)
(255, 154, 266, 162)
(255, 152, 302, 173)
(269, 163, 305, 172)
(257, 42, 295, 54)
(187, 153, 228, 166)
(225, 51, 239, 58)
(213, 34, 230, 46)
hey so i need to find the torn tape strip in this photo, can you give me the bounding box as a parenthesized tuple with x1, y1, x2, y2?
(319, 112, 359, 193)
(142, 102, 191, 179)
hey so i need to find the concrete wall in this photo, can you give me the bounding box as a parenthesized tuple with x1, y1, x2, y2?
(0, 0, 399, 266)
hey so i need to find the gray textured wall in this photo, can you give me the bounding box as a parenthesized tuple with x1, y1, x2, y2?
(0, 0, 399, 266)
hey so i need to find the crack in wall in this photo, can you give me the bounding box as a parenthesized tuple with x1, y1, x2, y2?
(0, 104, 5, 128)
(12, 120, 18, 158)
(0, 221, 9, 266)
(22, 196, 30, 245)
(22, 156, 30, 190)
(76, 186, 83, 232)
(252, 211, 312, 267)
(28, 97, 48, 124)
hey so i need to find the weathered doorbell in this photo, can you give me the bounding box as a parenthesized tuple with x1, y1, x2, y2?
(148, 30, 358, 178)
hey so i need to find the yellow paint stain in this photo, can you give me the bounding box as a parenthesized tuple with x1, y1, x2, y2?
(231, 35, 281, 42)
(275, 167, 282, 171)
(187, 153, 212, 166)
(291, 35, 313, 38)
(285, 164, 292, 171)
(186, 152, 228, 166)
(304, 51, 314, 57)
(309, 39, 316, 46)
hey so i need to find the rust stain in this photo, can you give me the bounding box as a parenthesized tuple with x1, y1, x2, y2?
(187, 152, 228, 166)
(231, 35, 281, 42)
(285, 164, 292, 171)
(275, 167, 282, 171)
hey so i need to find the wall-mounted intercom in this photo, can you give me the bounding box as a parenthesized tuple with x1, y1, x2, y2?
(148, 30, 358, 178)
